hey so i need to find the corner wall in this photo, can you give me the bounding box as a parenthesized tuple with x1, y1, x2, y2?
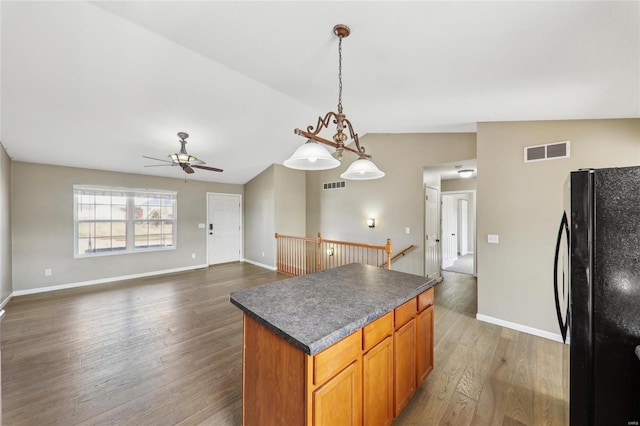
(11, 161, 243, 292)
(244, 164, 305, 268)
(476, 118, 640, 337)
(0, 145, 11, 303)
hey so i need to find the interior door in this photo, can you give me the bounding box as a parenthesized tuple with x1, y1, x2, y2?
(424, 186, 440, 280)
(441, 195, 457, 269)
(459, 199, 468, 255)
(207, 193, 242, 265)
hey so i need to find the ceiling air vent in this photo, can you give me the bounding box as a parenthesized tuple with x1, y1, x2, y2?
(323, 181, 346, 190)
(524, 141, 570, 162)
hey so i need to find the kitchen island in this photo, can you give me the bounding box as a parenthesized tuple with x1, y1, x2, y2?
(230, 263, 436, 426)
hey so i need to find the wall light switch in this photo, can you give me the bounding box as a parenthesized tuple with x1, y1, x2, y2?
(198, 223, 205, 229)
(44, 268, 52, 276)
(488, 234, 499, 244)
(405, 227, 410, 234)
(191, 253, 196, 259)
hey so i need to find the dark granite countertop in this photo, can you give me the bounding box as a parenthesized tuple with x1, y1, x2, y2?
(229, 263, 435, 355)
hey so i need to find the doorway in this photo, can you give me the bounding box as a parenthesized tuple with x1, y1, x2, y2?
(207, 193, 242, 265)
(441, 191, 476, 275)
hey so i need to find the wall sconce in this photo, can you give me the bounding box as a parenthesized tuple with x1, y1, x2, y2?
(367, 218, 376, 228)
(326, 247, 334, 256)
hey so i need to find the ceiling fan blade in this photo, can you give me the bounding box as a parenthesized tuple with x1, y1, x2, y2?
(192, 165, 223, 173)
(183, 165, 195, 174)
(143, 155, 174, 164)
(144, 164, 176, 168)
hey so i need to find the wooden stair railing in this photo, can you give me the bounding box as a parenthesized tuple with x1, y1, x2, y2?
(379, 244, 416, 267)
(275, 233, 392, 277)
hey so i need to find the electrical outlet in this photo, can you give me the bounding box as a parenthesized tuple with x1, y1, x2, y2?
(191, 253, 196, 259)
(488, 234, 499, 244)
(262, 252, 265, 257)
(44, 268, 52, 276)
(405, 227, 410, 234)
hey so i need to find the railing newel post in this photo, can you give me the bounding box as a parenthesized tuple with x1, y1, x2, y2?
(317, 232, 322, 272)
(386, 238, 392, 270)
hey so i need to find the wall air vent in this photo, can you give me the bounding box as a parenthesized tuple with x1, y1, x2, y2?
(524, 141, 570, 162)
(323, 181, 346, 190)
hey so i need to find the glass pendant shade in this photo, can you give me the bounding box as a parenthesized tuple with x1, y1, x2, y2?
(340, 158, 385, 180)
(283, 141, 341, 170)
(171, 153, 198, 163)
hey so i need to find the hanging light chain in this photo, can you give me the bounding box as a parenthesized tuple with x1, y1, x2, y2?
(337, 34, 343, 114)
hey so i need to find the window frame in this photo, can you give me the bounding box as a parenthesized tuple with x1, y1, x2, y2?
(73, 185, 177, 258)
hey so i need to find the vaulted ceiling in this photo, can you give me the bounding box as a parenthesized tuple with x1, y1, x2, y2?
(1, 1, 638, 184)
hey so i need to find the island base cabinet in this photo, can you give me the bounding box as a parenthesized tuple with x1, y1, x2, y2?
(394, 318, 417, 416)
(363, 335, 394, 426)
(242, 314, 306, 426)
(312, 361, 361, 426)
(240, 287, 434, 426)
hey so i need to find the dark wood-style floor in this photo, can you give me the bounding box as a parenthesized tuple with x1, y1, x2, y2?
(1, 264, 568, 425)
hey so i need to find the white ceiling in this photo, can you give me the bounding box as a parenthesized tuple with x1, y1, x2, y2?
(1, 1, 638, 184)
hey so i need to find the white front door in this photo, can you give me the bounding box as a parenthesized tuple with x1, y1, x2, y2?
(207, 193, 242, 265)
(441, 195, 458, 269)
(424, 186, 440, 280)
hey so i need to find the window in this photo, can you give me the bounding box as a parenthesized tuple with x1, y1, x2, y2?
(74, 186, 177, 257)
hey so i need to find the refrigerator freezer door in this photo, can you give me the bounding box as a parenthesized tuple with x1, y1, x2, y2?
(592, 167, 640, 425)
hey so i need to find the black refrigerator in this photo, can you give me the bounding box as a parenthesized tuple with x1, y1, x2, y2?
(554, 166, 640, 425)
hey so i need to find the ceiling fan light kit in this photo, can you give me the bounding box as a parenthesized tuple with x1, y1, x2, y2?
(143, 132, 223, 175)
(284, 24, 385, 180)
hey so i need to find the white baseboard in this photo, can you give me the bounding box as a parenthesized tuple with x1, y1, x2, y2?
(0, 292, 12, 309)
(476, 313, 566, 343)
(13, 264, 209, 297)
(242, 259, 276, 271)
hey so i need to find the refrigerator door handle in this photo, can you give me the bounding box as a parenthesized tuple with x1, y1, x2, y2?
(554, 212, 570, 343)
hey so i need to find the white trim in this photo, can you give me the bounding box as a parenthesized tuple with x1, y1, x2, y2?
(0, 292, 13, 309)
(13, 264, 208, 296)
(242, 259, 277, 271)
(476, 313, 566, 343)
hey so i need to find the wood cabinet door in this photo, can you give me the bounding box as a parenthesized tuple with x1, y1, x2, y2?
(313, 361, 361, 426)
(416, 305, 434, 387)
(394, 318, 416, 416)
(363, 335, 393, 426)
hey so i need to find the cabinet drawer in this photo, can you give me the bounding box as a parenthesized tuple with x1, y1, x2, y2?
(363, 311, 393, 352)
(394, 297, 417, 329)
(314, 329, 362, 386)
(418, 287, 434, 312)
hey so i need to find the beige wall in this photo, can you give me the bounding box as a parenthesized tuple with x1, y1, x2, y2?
(11, 162, 243, 292)
(306, 133, 476, 276)
(244, 164, 305, 268)
(244, 165, 275, 266)
(477, 118, 640, 335)
(274, 165, 306, 237)
(0, 145, 11, 302)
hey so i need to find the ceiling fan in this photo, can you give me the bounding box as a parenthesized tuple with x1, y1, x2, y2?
(143, 132, 223, 174)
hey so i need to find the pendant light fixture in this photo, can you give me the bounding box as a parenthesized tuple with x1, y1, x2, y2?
(284, 24, 385, 180)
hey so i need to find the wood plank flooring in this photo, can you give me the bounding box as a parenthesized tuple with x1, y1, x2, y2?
(1, 264, 568, 425)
